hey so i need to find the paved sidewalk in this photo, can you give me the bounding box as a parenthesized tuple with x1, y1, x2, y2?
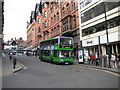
(74, 60, 120, 74)
(1, 56, 23, 77)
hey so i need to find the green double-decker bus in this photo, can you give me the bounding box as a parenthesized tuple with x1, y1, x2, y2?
(39, 36, 74, 64)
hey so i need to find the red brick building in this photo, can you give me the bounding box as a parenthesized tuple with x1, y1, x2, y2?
(27, 0, 80, 58)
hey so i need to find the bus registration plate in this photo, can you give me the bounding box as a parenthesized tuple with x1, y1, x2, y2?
(65, 62, 69, 65)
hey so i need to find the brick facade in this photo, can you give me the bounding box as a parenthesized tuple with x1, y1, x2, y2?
(27, 0, 80, 58)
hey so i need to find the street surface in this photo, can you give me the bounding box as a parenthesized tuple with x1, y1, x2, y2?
(3, 56, 119, 88)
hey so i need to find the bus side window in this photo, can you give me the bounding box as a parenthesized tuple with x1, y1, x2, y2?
(54, 50, 58, 57)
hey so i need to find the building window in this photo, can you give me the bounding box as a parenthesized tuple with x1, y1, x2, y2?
(44, 11, 47, 17)
(80, 0, 91, 9)
(45, 21, 47, 28)
(38, 18, 41, 24)
(51, 6, 54, 13)
(72, 2, 75, 10)
(56, 2, 59, 8)
(73, 15, 76, 28)
(82, 16, 120, 36)
(51, 17, 53, 25)
(62, 7, 65, 16)
(66, 3, 70, 11)
(38, 27, 41, 33)
(57, 25, 60, 34)
(54, 15, 56, 23)
(81, 2, 119, 23)
(54, 27, 56, 36)
(57, 12, 59, 21)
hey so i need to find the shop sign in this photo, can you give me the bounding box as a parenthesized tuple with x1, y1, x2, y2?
(82, 37, 99, 47)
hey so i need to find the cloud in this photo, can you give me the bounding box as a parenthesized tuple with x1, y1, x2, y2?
(4, 0, 40, 41)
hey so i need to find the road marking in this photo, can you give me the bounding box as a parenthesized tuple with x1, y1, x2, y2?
(74, 65, 120, 77)
(18, 62, 28, 70)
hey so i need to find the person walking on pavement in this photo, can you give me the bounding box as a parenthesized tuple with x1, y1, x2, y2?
(90, 54, 95, 64)
(9, 55, 12, 60)
(116, 54, 120, 67)
(111, 53, 117, 68)
(9, 52, 12, 60)
(102, 54, 107, 67)
(13, 58, 17, 69)
(106, 55, 109, 67)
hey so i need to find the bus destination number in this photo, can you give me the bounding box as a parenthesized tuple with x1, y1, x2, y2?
(60, 44, 72, 49)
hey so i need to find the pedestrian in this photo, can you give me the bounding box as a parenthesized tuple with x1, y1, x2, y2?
(111, 54, 117, 68)
(102, 54, 107, 67)
(105, 55, 109, 67)
(13, 58, 17, 69)
(90, 54, 95, 64)
(9, 55, 12, 60)
(116, 54, 120, 67)
(88, 54, 91, 64)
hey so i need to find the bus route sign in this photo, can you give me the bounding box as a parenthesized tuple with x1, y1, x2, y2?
(60, 44, 72, 49)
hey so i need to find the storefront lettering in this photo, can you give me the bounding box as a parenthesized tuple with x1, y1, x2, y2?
(87, 41, 93, 44)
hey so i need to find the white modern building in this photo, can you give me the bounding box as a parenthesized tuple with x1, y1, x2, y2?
(78, 0, 120, 62)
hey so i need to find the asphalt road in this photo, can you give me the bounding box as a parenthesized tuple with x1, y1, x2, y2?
(2, 55, 119, 88)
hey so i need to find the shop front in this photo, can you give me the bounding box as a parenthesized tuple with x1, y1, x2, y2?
(81, 31, 120, 66)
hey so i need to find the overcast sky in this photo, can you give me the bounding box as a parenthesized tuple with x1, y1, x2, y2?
(3, 0, 40, 41)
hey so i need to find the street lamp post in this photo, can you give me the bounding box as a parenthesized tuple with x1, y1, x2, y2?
(103, 2, 111, 68)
